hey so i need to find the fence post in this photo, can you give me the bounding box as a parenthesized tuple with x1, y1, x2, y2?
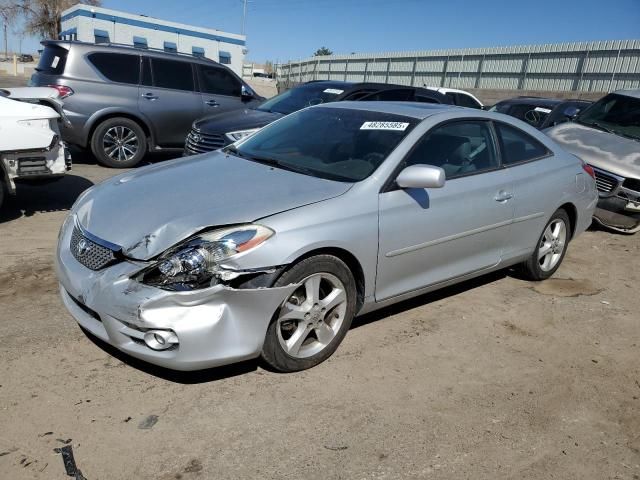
(315, 58, 320, 81)
(441, 56, 449, 87)
(475, 54, 485, 89)
(410, 57, 418, 86)
(573, 50, 588, 92)
(344, 58, 349, 82)
(385, 57, 391, 84)
(609, 47, 622, 92)
(518, 52, 531, 90)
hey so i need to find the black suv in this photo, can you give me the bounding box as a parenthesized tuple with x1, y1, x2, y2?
(30, 40, 262, 167)
(184, 80, 451, 155)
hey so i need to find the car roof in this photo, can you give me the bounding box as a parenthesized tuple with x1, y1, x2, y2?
(613, 89, 640, 99)
(316, 101, 459, 119)
(495, 96, 590, 107)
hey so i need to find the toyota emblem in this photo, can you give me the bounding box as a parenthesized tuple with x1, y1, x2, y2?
(77, 239, 90, 256)
(191, 133, 202, 143)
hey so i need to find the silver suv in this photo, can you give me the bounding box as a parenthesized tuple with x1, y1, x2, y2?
(30, 41, 262, 168)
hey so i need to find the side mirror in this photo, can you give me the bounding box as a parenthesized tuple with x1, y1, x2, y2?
(241, 85, 254, 100)
(563, 106, 579, 119)
(396, 164, 446, 189)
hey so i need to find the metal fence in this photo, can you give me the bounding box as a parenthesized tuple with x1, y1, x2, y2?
(276, 40, 640, 92)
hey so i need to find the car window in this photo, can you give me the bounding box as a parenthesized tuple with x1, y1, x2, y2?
(360, 89, 414, 101)
(414, 95, 439, 104)
(506, 103, 551, 128)
(257, 84, 346, 115)
(198, 65, 241, 96)
(233, 107, 418, 182)
(404, 121, 498, 178)
(575, 93, 640, 141)
(455, 93, 482, 109)
(489, 102, 510, 113)
(543, 102, 589, 128)
(35, 45, 68, 74)
(496, 123, 550, 165)
(151, 58, 194, 91)
(88, 53, 140, 85)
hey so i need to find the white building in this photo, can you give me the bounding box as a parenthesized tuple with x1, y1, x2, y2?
(59, 5, 247, 75)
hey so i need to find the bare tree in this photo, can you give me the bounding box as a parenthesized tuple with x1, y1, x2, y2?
(0, 0, 101, 40)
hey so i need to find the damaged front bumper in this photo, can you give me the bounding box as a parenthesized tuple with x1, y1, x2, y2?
(592, 167, 640, 234)
(55, 218, 296, 371)
(1, 137, 71, 195)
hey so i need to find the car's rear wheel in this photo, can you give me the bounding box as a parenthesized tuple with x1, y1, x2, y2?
(91, 117, 146, 168)
(261, 255, 357, 372)
(520, 209, 571, 281)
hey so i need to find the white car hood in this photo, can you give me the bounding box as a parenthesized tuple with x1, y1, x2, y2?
(0, 96, 59, 152)
(3, 87, 62, 100)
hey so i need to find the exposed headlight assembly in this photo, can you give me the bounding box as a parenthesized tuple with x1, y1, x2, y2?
(140, 225, 274, 290)
(225, 128, 260, 142)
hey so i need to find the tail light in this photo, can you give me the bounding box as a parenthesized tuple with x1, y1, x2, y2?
(46, 85, 74, 99)
(582, 162, 596, 180)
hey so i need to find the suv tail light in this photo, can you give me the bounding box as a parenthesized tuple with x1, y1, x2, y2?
(582, 162, 596, 180)
(46, 85, 74, 99)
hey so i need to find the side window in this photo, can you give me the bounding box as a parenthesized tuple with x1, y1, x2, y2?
(404, 121, 499, 179)
(151, 58, 195, 91)
(496, 123, 550, 165)
(88, 53, 140, 84)
(445, 92, 457, 104)
(455, 93, 482, 109)
(198, 65, 241, 96)
(94, 29, 110, 44)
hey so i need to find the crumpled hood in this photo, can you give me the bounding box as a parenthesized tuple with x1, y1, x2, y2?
(545, 122, 640, 179)
(194, 108, 281, 134)
(74, 151, 352, 260)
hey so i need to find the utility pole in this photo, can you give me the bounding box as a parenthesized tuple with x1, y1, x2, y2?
(241, 0, 248, 35)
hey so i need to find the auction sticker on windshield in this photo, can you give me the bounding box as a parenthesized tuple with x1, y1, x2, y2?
(360, 121, 410, 131)
(323, 89, 344, 95)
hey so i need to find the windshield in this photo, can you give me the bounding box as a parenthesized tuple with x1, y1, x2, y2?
(576, 93, 640, 140)
(257, 84, 347, 115)
(228, 107, 417, 182)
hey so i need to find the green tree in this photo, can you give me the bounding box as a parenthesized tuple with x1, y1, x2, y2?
(313, 47, 333, 57)
(0, 0, 101, 40)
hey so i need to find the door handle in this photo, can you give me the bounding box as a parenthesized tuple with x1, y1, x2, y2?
(205, 100, 220, 107)
(494, 191, 514, 202)
(141, 92, 159, 100)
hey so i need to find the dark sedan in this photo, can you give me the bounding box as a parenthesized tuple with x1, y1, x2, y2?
(489, 97, 592, 130)
(184, 81, 451, 155)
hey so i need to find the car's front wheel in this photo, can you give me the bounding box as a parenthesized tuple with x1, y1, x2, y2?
(261, 255, 357, 372)
(520, 209, 571, 281)
(91, 117, 147, 168)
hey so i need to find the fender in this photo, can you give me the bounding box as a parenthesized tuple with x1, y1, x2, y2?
(82, 107, 156, 148)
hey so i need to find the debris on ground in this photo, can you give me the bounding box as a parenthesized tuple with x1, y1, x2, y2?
(54, 444, 87, 480)
(138, 415, 159, 430)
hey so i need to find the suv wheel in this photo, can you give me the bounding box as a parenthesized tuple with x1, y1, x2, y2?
(91, 117, 147, 168)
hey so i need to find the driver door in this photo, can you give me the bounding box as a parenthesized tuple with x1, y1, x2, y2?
(375, 120, 514, 301)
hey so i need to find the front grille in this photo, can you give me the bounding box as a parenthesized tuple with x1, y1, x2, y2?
(70, 226, 117, 271)
(593, 169, 621, 194)
(17, 157, 49, 175)
(185, 128, 226, 154)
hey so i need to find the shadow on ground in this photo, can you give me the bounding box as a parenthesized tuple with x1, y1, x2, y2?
(81, 269, 511, 384)
(0, 174, 95, 223)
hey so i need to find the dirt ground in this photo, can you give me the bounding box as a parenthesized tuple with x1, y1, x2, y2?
(0, 150, 639, 480)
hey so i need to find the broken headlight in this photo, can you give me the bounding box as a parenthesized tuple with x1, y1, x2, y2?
(140, 225, 274, 290)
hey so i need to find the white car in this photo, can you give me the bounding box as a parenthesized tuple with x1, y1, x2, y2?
(0, 87, 71, 210)
(426, 87, 484, 109)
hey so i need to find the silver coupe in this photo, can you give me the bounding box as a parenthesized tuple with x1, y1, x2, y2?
(56, 102, 598, 372)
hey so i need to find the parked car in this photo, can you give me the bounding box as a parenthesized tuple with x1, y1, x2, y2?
(490, 97, 592, 129)
(18, 54, 34, 63)
(426, 87, 484, 109)
(30, 40, 263, 168)
(0, 87, 71, 210)
(56, 102, 597, 372)
(545, 89, 640, 233)
(184, 81, 451, 154)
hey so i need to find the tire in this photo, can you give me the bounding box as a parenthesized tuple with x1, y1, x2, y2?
(520, 209, 572, 281)
(90, 117, 147, 168)
(261, 255, 357, 372)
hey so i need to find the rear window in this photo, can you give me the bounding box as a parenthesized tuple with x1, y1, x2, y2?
(36, 45, 68, 75)
(88, 53, 140, 84)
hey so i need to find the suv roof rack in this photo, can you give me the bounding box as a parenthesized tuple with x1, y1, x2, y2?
(45, 39, 220, 64)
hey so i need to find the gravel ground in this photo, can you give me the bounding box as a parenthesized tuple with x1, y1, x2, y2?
(1, 151, 639, 479)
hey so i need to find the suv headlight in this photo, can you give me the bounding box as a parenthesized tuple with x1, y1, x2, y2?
(140, 225, 274, 290)
(225, 128, 260, 142)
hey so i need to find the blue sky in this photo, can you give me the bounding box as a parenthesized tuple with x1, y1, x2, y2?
(10, 0, 640, 62)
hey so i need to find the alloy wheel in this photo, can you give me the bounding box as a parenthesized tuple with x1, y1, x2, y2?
(103, 126, 139, 163)
(276, 273, 348, 359)
(538, 219, 567, 272)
